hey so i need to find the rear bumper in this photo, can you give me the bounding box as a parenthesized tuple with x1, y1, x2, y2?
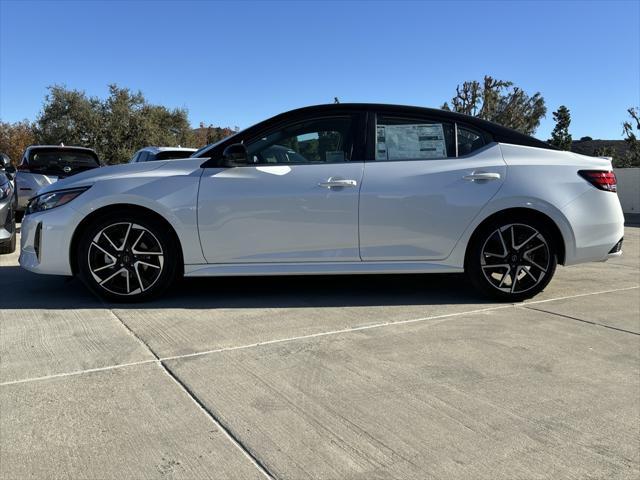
(561, 188, 625, 265)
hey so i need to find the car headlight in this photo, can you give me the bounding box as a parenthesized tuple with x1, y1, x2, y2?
(0, 181, 11, 201)
(26, 186, 90, 215)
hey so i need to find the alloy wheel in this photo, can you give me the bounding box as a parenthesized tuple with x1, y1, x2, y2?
(480, 223, 550, 295)
(88, 222, 164, 296)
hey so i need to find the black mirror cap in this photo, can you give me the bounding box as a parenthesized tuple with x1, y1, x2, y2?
(222, 143, 248, 167)
(4, 165, 16, 175)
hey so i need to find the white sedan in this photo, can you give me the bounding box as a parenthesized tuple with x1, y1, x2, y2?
(19, 104, 625, 302)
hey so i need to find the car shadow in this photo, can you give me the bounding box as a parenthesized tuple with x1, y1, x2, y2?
(0, 265, 488, 310)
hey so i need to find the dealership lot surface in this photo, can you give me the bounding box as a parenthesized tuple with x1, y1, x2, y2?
(1, 227, 639, 479)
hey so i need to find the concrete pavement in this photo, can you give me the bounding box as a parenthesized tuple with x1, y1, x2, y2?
(1, 227, 638, 479)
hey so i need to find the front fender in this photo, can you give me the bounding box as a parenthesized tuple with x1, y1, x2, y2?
(69, 174, 205, 264)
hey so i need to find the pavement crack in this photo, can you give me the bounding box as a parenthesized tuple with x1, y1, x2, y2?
(521, 305, 640, 336)
(161, 362, 276, 480)
(108, 309, 276, 480)
(110, 309, 161, 360)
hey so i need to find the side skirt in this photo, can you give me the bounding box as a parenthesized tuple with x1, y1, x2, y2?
(184, 261, 464, 277)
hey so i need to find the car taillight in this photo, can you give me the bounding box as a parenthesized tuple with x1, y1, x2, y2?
(578, 170, 617, 192)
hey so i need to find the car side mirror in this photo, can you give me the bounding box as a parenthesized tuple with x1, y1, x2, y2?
(4, 165, 16, 179)
(222, 143, 248, 167)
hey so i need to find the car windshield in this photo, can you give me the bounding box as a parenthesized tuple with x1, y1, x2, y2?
(154, 150, 195, 161)
(28, 148, 100, 177)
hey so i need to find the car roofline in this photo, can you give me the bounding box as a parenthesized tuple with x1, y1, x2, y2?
(266, 103, 554, 150)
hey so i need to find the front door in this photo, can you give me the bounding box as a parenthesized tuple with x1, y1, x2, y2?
(198, 114, 364, 263)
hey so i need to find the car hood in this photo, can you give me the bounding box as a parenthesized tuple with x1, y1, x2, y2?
(35, 158, 205, 195)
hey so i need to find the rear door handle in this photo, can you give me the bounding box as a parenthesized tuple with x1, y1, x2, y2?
(318, 177, 358, 188)
(463, 172, 501, 182)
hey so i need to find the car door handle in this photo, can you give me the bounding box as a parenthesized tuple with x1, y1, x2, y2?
(318, 178, 358, 188)
(463, 172, 501, 182)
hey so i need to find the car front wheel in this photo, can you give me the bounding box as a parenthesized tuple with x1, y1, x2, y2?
(76, 212, 179, 302)
(466, 218, 558, 301)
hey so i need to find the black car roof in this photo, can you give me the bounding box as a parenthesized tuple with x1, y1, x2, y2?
(267, 103, 552, 150)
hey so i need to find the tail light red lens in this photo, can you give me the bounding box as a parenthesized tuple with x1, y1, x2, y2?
(578, 170, 617, 192)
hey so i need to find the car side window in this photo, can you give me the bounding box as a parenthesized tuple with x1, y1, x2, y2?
(457, 126, 486, 156)
(375, 115, 455, 161)
(247, 116, 354, 165)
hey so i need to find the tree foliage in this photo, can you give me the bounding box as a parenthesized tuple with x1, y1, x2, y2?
(192, 122, 237, 147)
(0, 120, 36, 165)
(442, 76, 546, 135)
(549, 105, 572, 150)
(33, 84, 231, 164)
(618, 107, 640, 167)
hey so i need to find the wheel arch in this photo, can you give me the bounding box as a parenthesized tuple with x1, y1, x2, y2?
(69, 203, 184, 275)
(464, 207, 567, 267)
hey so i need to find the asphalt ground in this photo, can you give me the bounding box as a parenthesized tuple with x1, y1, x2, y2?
(1, 227, 638, 479)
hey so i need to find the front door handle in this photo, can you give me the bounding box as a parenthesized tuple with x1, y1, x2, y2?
(318, 177, 358, 188)
(463, 172, 501, 182)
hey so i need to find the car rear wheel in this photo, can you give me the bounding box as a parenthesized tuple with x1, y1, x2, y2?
(76, 212, 179, 302)
(466, 218, 557, 302)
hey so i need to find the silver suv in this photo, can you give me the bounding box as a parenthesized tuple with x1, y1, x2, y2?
(129, 146, 196, 163)
(15, 145, 101, 214)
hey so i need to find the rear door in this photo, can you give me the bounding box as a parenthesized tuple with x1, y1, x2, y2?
(197, 112, 366, 263)
(359, 110, 506, 261)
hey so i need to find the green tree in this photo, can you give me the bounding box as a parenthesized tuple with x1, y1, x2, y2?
(549, 105, 572, 150)
(442, 75, 546, 135)
(34, 84, 194, 164)
(34, 85, 102, 147)
(619, 107, 640, 167)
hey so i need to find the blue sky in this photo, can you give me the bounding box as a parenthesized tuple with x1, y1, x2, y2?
(1, 0, 638, 140)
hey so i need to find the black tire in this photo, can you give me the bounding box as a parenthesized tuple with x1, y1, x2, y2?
(76, 211, 179, 302)
(465, 216, 558, 302)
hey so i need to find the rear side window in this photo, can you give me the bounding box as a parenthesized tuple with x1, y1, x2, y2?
(27, 149, 100, 176)
(457, 126, 486, 156)
(375, 115, 455, 161)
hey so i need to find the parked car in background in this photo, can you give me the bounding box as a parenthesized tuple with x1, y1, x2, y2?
(129, 146, 196, 163)
(19, 104, 624, 302)
(0, 163, 17, 253)
(15, 145, 101, 215)
(1, 153, 12, 172)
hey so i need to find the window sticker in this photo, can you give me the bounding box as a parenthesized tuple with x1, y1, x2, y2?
(376, 123, 447, 160)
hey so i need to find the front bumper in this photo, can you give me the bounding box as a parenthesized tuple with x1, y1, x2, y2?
(19, 205, 81, 276)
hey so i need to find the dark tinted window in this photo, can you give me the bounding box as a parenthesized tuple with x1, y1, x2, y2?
(248, 116, 354, 165)
(457, 127, 486, 156)
(375, 115, 455, 161)
(154, 150, 195, 161)
(27, 149, 100, 176)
